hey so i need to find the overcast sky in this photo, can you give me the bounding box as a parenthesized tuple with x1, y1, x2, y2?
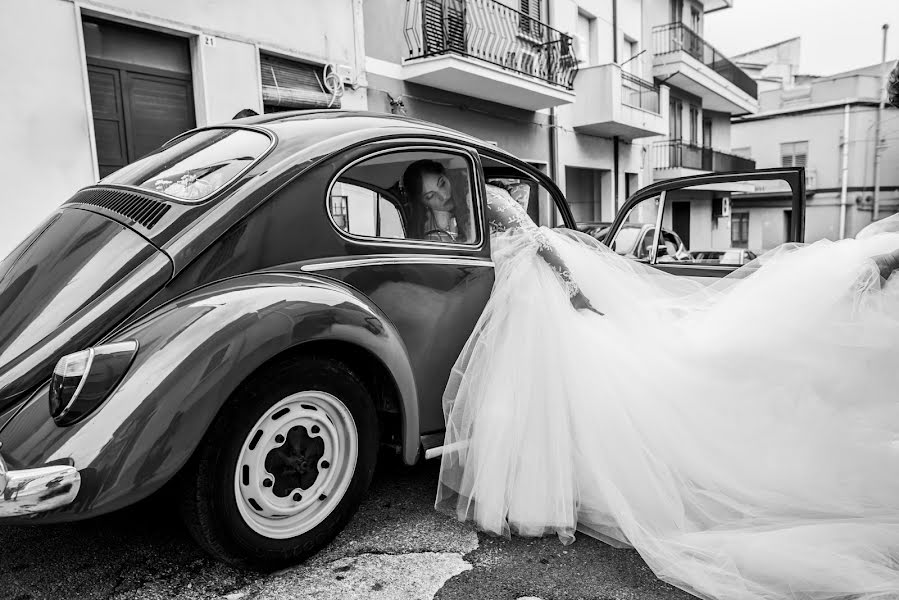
(704, 0, 898, 76)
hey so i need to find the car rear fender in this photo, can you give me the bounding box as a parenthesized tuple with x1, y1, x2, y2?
(0, 272, 418, 521)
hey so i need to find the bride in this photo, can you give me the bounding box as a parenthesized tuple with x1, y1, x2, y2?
(402, 159, 899, 599)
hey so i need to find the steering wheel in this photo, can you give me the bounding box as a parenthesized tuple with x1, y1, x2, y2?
(424, 228, 456, 242)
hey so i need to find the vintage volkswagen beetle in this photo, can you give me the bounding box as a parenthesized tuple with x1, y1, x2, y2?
(0, 111, 577, 568)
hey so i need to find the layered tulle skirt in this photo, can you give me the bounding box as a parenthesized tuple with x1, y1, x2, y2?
(436, 226, 899, 600)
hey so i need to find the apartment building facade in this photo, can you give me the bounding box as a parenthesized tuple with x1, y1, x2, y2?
(732, 59, 899, 243)
(364, 0, 669, 227)
(0, 0, 367, 257)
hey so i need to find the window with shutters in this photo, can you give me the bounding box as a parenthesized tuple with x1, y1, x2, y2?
(780, 141, 808, 167)
(260, 54, 341, 113)
(575, 11, 594, 65)
(519, 0, 543, 38)
(689, 105, 699, 146)
(731, 212, 750, 248)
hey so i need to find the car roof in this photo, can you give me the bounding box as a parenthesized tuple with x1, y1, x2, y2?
(220, 110, 510, 164)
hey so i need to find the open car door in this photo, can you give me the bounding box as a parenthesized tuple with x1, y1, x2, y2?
(604, 168, 808, 281)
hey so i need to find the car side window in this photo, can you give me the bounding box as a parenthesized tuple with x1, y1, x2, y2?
(330, 182, 406, 239)
(608, 194, 661, 261)
(329, 150, 478, 245)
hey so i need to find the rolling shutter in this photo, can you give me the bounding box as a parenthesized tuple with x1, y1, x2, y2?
(260, 54, 341, 111)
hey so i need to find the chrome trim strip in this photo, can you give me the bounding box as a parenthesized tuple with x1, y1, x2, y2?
(650, 190, 667, 265)
(0, 460, 81, 518)
(324, 143, 488, 253)
(61, 348, 94, 419)
(301, 256, 495, 272)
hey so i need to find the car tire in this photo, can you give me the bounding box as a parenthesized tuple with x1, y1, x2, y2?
(179, 354, 379, 570)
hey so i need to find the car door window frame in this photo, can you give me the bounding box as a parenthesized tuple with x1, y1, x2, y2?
(326, 143, 487, 252)
(477, 151, 576, 230)
(606, 167, 806, 276)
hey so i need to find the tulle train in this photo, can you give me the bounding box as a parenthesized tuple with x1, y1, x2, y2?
(436, 226, 899, 600)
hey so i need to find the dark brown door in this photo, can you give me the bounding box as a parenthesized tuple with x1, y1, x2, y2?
(123, 72, 195, 161)
(87, 66, 129, 177)
(672, 200, 691, 248)
(702, 117, 712, 148)
(83, 18, 195, 177)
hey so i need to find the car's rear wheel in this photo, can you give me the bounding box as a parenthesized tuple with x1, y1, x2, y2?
(179, 355, 378, 569)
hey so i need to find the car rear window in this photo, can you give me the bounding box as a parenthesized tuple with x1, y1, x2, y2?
(101, 128, 272, 202)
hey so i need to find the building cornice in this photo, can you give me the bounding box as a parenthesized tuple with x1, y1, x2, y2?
(733, 98, 882, 123)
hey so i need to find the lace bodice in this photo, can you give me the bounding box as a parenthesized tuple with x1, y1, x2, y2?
(486, 184, 538, 236)
(485, 184, 580, 298)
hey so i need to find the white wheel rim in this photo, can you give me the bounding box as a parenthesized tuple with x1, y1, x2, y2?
(234, 391, 358, 539)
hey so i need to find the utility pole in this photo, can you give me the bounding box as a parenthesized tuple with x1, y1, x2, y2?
(872, 23, 889, 221)
(839, 104, 850, 239)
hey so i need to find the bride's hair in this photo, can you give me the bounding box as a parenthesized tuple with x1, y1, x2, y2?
(402, 159, 472, 242)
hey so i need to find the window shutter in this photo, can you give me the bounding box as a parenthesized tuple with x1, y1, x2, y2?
(260, 54, 341, 111)
(519, 0, 541, 35)
(781, 153, 793, 167)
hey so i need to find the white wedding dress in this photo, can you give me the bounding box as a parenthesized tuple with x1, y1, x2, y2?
(436, 185, 899, 600)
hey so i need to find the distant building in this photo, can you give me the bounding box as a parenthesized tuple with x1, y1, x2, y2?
(732, 37, 801, 93)
(732, 47, 899, 243)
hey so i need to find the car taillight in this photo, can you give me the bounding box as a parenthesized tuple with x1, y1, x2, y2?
(49, 341, 138, 426)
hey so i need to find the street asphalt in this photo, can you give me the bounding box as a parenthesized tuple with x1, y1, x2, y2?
(0, 457, 694, 600)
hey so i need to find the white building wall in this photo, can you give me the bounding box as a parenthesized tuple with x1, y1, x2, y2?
(0, 1, 96, 257)
(0, 0, 365, 257)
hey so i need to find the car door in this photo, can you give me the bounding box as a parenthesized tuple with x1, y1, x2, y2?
(319, 142, 576, 439)
(605, 168, 807, 282)
(315, 141, 498, 436)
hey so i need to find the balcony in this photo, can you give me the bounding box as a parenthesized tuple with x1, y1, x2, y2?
(652, 23, 758, 115)
(653, 140, 756, 179)
(572, 64, 668, 140)
(402, 0, 578, 111)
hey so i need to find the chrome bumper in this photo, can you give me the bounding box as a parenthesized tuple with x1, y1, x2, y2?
(0, 452, 81, 517)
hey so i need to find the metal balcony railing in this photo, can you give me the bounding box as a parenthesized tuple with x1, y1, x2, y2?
(702, 147, 756, 171)
(654, 140, 756, 171)
(621, 72, 661, 113)
(652, 22, 757, 99)
(404, 0, 579, 89)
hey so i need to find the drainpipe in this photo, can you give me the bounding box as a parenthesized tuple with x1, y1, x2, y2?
(872, 23, 889, 221)
(612, 0, 620, 214)
(838, 103, 850, 239)
(547, 0, 559, 226)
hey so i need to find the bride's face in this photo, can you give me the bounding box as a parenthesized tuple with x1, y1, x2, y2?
(420, 172, 454, 211)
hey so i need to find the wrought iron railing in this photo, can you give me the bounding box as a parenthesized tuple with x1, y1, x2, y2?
(621, 72, 661, 113)
(654, 140, 756, 171)
(404, 0, 579, 89)
(652, 22, 757, 99)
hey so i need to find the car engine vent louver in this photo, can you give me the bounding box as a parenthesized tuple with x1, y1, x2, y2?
(68, 188, 171, 230)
